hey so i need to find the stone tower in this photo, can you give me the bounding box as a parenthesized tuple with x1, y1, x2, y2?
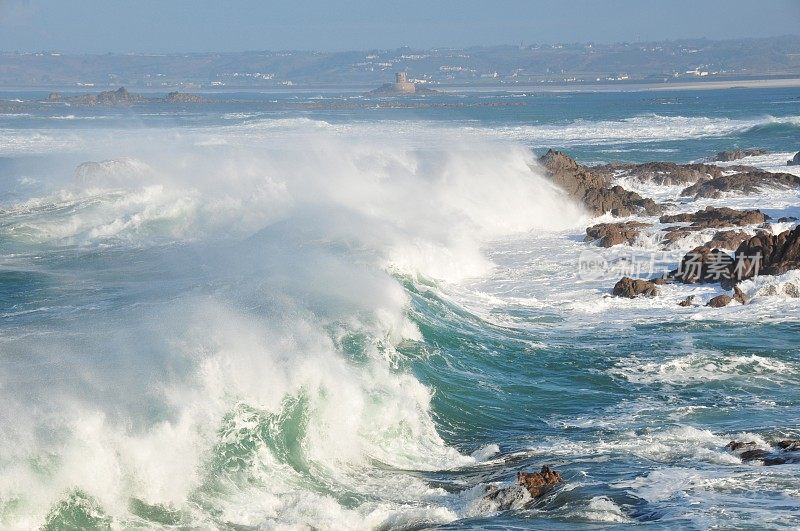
(392, 72, 416, 93)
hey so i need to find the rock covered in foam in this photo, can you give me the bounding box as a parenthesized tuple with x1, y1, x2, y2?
(726, 438, 800, 466)
(481, 465, 563, 511)
(73, 158, 153, 188)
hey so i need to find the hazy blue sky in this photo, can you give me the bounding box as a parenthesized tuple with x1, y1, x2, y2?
(1, 0, 798, 53)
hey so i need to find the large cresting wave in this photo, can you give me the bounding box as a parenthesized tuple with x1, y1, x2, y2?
(0, 120, 584, 528)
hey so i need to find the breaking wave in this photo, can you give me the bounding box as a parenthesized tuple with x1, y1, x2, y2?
(0, 120, 583, 528)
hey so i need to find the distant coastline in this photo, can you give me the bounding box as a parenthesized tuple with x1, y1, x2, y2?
(437, 76, 800, 94)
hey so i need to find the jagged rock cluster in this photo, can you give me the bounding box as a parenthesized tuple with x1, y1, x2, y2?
(542, 150, 800, 307)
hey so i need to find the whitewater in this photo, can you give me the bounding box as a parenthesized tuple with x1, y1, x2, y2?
(1, 87, 799, 529)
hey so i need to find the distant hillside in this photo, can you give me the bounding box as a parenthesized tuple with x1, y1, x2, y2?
(1, 36, 799, 89)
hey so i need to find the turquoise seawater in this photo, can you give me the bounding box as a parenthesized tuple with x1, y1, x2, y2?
(0, 87, 799, 529)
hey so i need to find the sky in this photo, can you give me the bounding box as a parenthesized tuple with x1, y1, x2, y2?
(0, 0, 798, 54)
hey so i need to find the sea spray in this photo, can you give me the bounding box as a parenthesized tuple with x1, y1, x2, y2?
(0, 119, 584, 527)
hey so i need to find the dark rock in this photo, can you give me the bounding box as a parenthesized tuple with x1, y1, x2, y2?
(585, 221, 651, 247)
(660, 206, 768, 229)
(670, 246, 734, 284)
(538, 150, 662, 217)
(730, 226, 800, 281)
(777, 216, 799, 223)
(788, 152, 800, 166)
(726, 440, 800, 466)
(707, 294, 732, 307)
(774, 440, 800, 451)
(678, 295, 695, 307)
(726, 440, 758, 451)
(594, 161, 722, 185)
(680, 170, 800, 199)
(516, 465, 562, 498)
(706, 230, 750, 251)
(613, 277, 659, 298)
(713, 149, 768, 162)
(739, 449, 786, 465)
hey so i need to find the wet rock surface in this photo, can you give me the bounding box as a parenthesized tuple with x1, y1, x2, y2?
(670, 246, 734, 284)
(585, 221, 651, 247)
(594, 161, 725, 185)
(482, 465, 563, 511)
(680, 170, 800, 198)
(726, 439, 800, 466)
(660, 206, 768, 229)
(613, 277, 660, 298)
(732, 226, 800, 279)
(539, 150, 662, 216)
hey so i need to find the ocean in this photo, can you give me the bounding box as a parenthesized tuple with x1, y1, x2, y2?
(0, 87, 799, 529)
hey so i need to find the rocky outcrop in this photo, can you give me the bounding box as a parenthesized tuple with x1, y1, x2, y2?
(678, 295, 695, 307)
(726, 439, 800, 466)
(517, 466, 562, 498)
(539, 150, 662, 216)
(788, 152, 800, 166)
(660, 206, 768, 229)
(707, 294, 732, 307)
(44, 87, 205, 106)
(482, 465, 563, 511)
(730, 226, 800, 280)
(705, 230, 751, 250)
(680, 170, 800, 198)
(670, 246, 734, 284)
(594, 161, 723, 185)
(585, 221, 651, 247)
(613, 277, 660, 298)
(713, 148, 767, 162)
(165, 91, 208, 103)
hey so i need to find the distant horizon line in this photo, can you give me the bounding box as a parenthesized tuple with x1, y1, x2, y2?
(2, 33, 799, 56)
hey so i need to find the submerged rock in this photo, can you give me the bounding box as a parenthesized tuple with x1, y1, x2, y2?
(538, 150, 662, 217)
(613, 277, 660, 298)
(713, 148, 768, 162)
(680, 170, 800, 199)
(678, 295, 695, 307)
(585, 221, 651, 247)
